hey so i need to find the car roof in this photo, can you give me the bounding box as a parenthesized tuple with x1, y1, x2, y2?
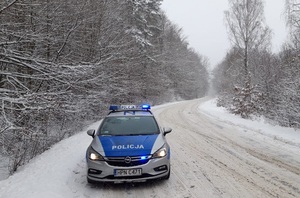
(106, 110, 153, 117)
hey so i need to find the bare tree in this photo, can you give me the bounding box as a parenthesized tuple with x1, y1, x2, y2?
(225, 0, 271, 77)
(222, 0, 272, 117)
(0, 0, 210, 175)
(212, 0, 300, 127)
(285, 0, 300, 47)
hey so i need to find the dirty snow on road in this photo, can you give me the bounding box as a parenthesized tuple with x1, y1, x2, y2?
(0, 98, 299, 198)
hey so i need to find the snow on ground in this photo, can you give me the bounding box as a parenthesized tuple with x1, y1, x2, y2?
(0, 121, 101, 198)
(0, 156, 9, 181)
(199, 99, 300, 147)
(0, 98, 299, 198)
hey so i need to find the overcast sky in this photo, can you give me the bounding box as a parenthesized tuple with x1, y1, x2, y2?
(161, 0, 288, 68)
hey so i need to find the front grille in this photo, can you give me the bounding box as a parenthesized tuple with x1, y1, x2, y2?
(105, 156, 151, 167)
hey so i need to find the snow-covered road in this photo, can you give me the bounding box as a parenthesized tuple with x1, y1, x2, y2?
(1, 98, 300, 198)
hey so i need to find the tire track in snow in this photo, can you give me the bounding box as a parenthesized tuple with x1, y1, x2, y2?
(155, 98, 300, 198)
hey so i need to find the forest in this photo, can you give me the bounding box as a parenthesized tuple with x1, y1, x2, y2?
(0, 0, 209, 173)
(212, 0, 300, 130)
(1, 0, 299, 176)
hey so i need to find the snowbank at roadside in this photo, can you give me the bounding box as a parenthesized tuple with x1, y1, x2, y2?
(198, 98, 300, 146)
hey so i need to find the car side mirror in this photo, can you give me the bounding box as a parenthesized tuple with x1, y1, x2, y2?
(87, 129, 95, 138)
(163, 127, 172, 136)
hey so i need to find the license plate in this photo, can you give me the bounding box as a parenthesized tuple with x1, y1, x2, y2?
(114, 169, 142, 177)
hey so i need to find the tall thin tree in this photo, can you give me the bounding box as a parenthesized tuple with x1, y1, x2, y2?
(225, 0, 271, 78)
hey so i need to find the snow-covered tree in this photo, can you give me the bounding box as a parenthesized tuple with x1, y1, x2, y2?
(218, 0, 271, 117)
(225, 0, 271, 78)
(285, 0, 300, 47)
(0, 0, 209, 174)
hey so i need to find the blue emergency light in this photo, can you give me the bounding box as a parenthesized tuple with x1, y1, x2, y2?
(109, 105, 119, 111)
(141, 104, 151, 110)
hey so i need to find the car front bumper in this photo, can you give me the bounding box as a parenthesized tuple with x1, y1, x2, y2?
(86, 156, 170, 183)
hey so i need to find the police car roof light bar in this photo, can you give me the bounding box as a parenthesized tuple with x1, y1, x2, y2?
(109, 104, 151, 111)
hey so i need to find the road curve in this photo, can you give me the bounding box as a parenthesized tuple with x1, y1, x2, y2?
(78, 98, 300, 198)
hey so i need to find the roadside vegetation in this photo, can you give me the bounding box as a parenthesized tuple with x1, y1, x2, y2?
(0, 0, 209, 174)
(212, 0, 300, 129)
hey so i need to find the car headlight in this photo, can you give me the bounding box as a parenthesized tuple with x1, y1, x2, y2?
(88, 147, 104, 161)
(152, 144, 168, 158)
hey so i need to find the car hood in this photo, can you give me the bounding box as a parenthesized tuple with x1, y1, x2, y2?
(92, 134, 164, 157)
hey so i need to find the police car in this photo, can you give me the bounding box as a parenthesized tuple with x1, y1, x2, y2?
(86, 104, 172, 183)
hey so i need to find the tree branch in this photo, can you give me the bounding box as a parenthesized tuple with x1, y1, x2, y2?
(0, 0, 18, 14)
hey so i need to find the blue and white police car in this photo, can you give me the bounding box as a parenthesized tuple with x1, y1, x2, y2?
(86, 104, 172, 183)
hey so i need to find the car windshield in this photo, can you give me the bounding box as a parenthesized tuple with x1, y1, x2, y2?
(99, 116, 159, 136)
